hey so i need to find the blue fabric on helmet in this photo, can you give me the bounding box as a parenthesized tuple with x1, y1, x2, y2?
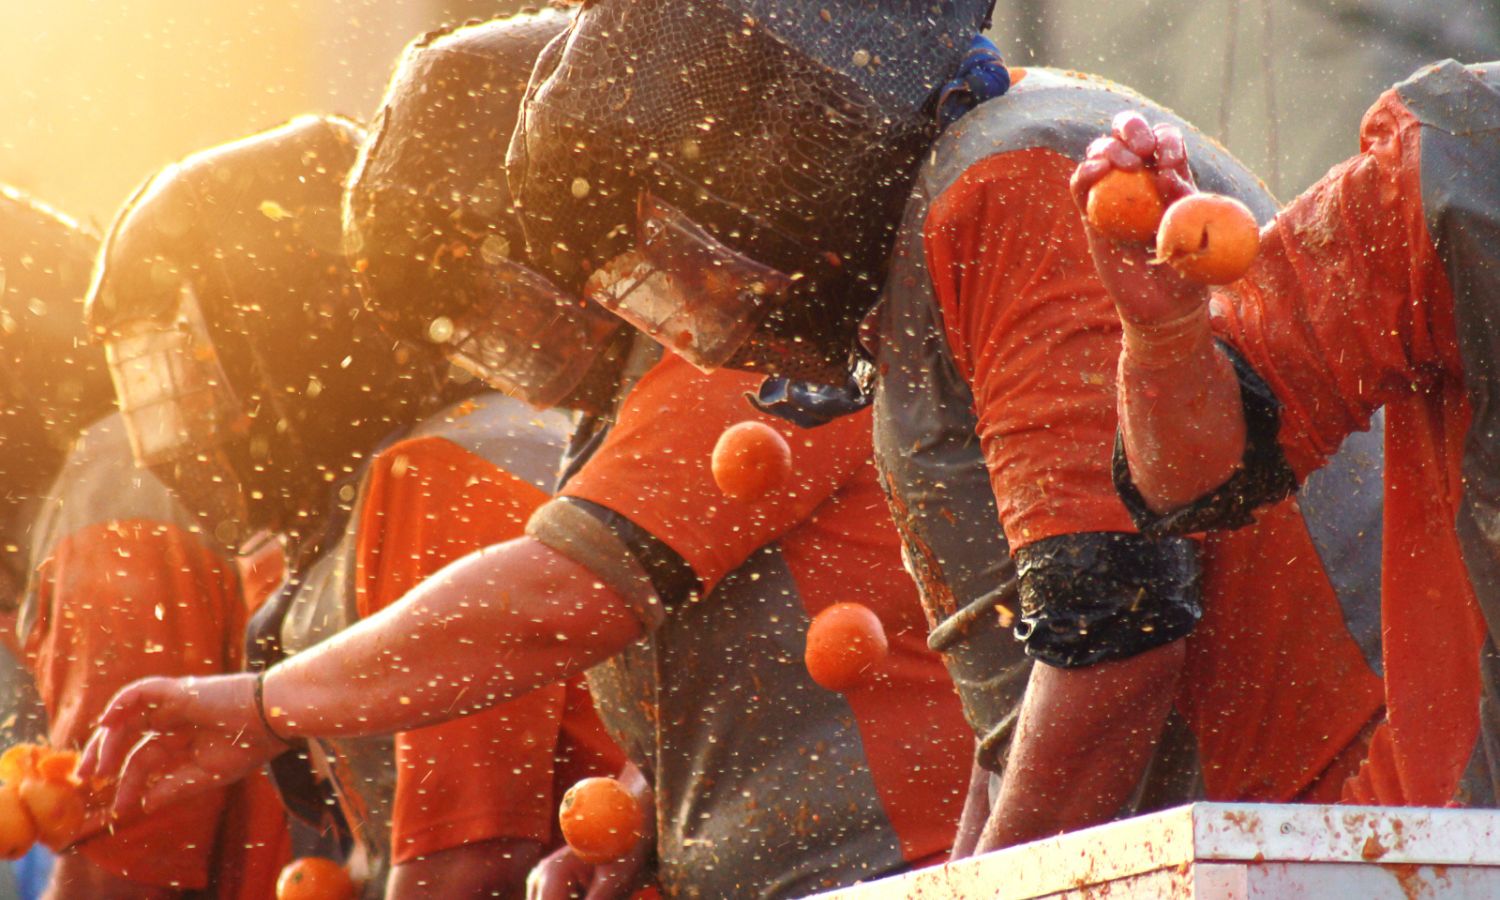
(937, 35, 1011, 130)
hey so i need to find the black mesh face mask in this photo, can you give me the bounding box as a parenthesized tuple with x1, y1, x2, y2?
(508, 0, 992, 385)
(345, 10, 624, 409)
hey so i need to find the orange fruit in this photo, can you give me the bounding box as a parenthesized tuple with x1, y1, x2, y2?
(559, 777, 645, 865)
(804, 602, 889, 692)
(1086, 169, 1165, 243)
(276, 857, 357, 900)
(711, 421, 792, 502)
(1154, 193, 1260, 285)
(36, 750, 78, 784)
(0, 744, 43, 785)
(0, 783, 37, 861)
(20, 776, 85, 849)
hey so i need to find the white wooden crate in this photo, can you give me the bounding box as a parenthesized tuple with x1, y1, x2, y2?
(812, 803, 1500, 899)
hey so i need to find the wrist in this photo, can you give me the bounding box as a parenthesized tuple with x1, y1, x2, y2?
(252, 669, 298, 744)
(253, 670, 294, 747)
(1120, 304, 1215, 371)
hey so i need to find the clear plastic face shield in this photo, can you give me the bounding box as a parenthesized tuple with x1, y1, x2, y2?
(423, 245, 624, 409)
(104, 282, 252, 546)
(584, 194, 794, 371)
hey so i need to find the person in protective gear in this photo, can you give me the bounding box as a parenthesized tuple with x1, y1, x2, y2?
(87, 69, 626, 898)
(351, 9, 980, 893)
(83, 113, 406, 886)
(329, 15, 627, 898)
(1074, 60, 1500, 809)
(0, 189, 102, 895)
(870, 67, 1392, 850)
(500, 3, 1393, 854)
(77, 8, 980, 897)
(505, 0, 997, 386)
(0, 187, 109, 613)
(0, 189, 294, 899)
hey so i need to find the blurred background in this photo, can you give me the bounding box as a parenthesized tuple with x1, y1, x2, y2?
(0, 1, 514, 229)
(993, 0, 1500, 197)
(1, 0, 1499, 229)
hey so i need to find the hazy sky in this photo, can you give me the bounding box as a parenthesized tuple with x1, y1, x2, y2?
(0, 1, 500, 228)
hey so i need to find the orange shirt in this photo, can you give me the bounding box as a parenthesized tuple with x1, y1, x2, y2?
(351, 399, 623, 864)
(1207, 76, 1484, 806)
(22, 414, 289, 895)
(556, 354, 973, 875)
(921, 145, 1384, 802)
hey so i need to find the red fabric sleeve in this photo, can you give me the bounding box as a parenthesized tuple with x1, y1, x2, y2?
(1208, 90, 1487, 806)
(560, 354, 874, 592)
(924, 147, 1138, 549)
(353, 434, 623, 863)
(25, 520, 242, 889)
(1210, 88, 1459, 478)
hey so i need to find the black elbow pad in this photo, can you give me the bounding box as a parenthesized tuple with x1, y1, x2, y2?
(1014, 532, 1202, 668)
(557, 497, 703, 612)
(1113, 341, 1298, 538)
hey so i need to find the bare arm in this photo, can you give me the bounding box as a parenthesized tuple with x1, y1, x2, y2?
(1070, 114, 1247, 513)
(78, 538, 641, 820)
(978, 639, 1186, 851)
(262, 538, 640, 738)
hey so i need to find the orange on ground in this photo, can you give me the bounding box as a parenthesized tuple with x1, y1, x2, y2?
(559, 777, 645, 865)
(711, 421, 792, 502)
(1086, 169, 1165, 243)
(276, 857, 357, 900)
(804, 602, 889, 692)
(0, 783, 37, 860)
(1154, 193, 1261, 285)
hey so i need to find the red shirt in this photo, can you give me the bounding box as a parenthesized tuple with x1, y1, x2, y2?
(921, 138, 1383, 802)
(352, 398, 624, 863)
(551, 354, 972, 883)
(1207, 78, 1484, 806)
(23, 414, 289, 895)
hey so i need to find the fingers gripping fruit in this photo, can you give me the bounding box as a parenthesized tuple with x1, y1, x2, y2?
(711, 421, 793, 502)
(276, 857, 357, 900)
(1154, 193, 1261, 285)
(804, 602, 889, 692)
(559, 777, 646, 864)
(0, 744, 86, 852)
(1086, 169, 1166, 243)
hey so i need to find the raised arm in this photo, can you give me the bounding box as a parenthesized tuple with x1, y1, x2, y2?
(1074, 102, 1453, 523)
(1068, 114, 1245, 513)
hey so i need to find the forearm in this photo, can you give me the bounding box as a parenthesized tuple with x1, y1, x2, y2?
(950, 747, 992, 861)
(263, 538, 641, 739)
(977, 638, 1186, 852)
(1117, 307, 1247, 513)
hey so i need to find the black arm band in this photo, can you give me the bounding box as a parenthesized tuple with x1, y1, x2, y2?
(554, 497, 702, 612)
(1113, 341, 1298, 538)
(1014, 531, 1202, 669)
